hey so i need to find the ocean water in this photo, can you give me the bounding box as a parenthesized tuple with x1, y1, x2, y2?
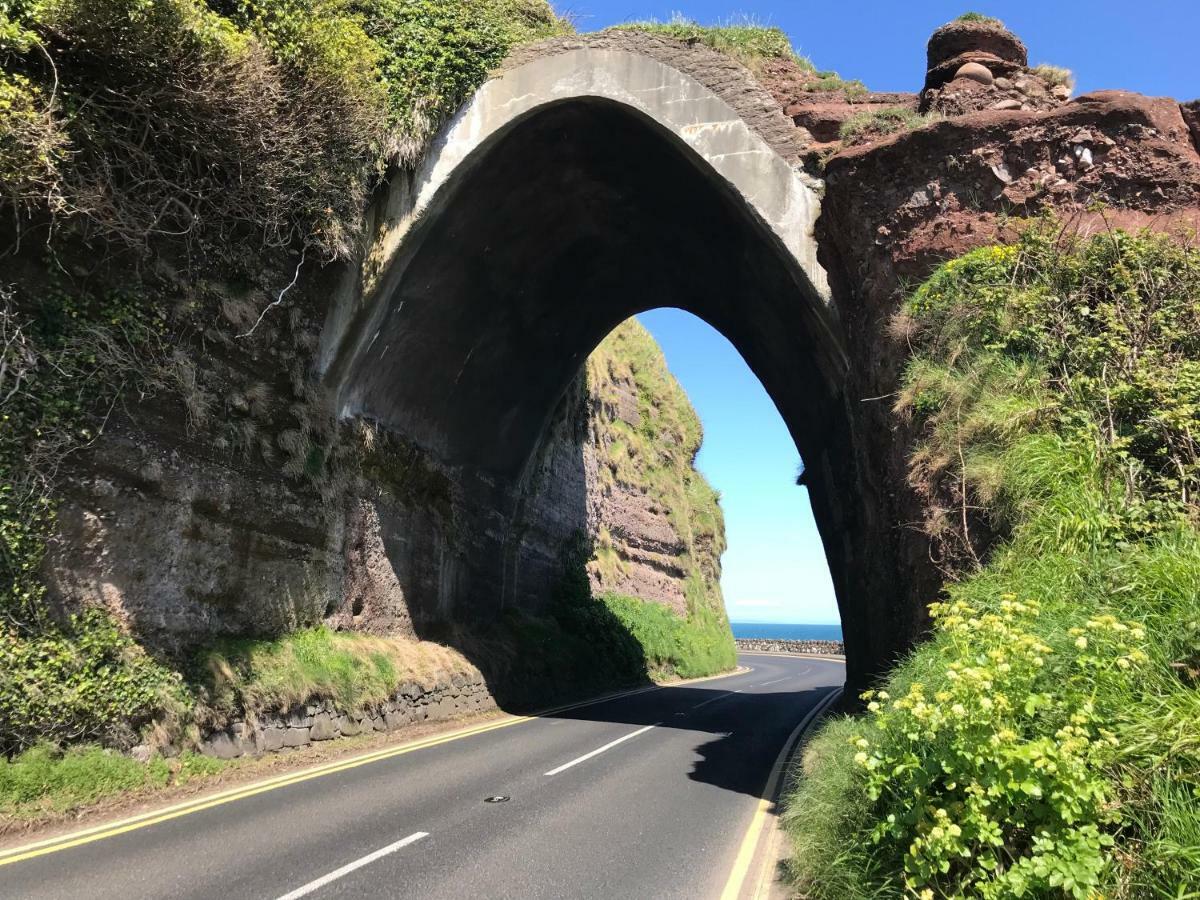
(730, 622, 843, 641)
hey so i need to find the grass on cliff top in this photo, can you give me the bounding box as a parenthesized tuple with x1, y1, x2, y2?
(785, 225, 1200, 899)
(953, 11, 1006, 26)
(607, 15, 864, 94)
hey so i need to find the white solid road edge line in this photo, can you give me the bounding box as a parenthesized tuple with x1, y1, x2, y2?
(275, 831, 429, 900)
(543, 723, 658, 776)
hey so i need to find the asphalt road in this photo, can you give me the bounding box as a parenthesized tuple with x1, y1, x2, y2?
(2, 653, 844, 900)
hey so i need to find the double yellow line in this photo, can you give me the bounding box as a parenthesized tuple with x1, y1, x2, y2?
(0, 670, 742, 870)
(719, 684, 843, 900)
(0, 713, 534, 868)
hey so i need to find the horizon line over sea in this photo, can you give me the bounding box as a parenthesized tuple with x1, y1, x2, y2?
(729, 622, 843, 641)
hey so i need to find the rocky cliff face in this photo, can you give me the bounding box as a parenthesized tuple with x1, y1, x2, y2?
(780, 17, 1200, 671)
(34, 292, 723, 657)
(482, 319, 724, 621)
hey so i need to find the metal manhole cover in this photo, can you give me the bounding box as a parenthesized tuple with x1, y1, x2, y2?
(484, 795, 510, 803)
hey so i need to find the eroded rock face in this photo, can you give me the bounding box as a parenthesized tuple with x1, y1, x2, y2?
(919, 20, 1064, 116)
(812, 90, 1200, 679)
(924, 19, 1027, 90)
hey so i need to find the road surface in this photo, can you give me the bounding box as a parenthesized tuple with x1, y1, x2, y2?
(2, 653, 843, 900)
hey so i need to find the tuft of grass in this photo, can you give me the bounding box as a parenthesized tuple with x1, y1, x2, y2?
(838, 107, 937, 144)
(954, 11, 1006, 27)
(783, 717, 897, 899)
(1031, 62, 1075, 90)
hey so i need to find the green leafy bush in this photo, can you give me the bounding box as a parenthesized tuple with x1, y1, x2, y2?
(787, 225, 1200, 898)
(1, 0, 568, 255)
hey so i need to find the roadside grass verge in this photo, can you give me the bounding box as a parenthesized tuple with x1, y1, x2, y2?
(785, 224, 1200, 898)
(601, 591, 736, 680)
(0, 744, 226, 821)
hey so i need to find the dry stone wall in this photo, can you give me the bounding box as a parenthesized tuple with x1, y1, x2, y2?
(198, 671, 495, 760)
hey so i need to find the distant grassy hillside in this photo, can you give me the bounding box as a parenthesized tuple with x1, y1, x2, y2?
(786, 224, 1200, 899)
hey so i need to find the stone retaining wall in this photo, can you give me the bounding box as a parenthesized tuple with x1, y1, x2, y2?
(735, 638, 845, 657)
(199, 672, 496, 759)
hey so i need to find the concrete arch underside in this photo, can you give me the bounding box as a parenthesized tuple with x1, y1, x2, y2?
(320, 40, 917, 694)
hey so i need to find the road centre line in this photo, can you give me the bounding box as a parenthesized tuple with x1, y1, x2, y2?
(756, 677, 790, 687)
(0, 665, 750, 869)
(690, 689, 741, 712)
(275, 831, 428, 900)
(544, 723, 658, 776)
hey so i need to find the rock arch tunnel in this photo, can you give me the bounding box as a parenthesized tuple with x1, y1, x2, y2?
(318, 37, 921, 694)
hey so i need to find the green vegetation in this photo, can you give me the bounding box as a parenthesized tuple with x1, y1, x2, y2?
(839, 107, 938, 145)
(609, 15, 865, 95)
(0, 743, 225, 819)
(601, 592, 735, 680)
(786, 225, 1200, 898)
(0, 0, 734, 806)
(0, 0, 569, 257)
(587, 320, 727, 613)
(196, 626, 478, 725)
(0, 281, 186, 757)
(0, 0, 571, 763)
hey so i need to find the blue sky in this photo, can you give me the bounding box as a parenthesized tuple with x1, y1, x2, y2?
(591, 3, 1197, 625)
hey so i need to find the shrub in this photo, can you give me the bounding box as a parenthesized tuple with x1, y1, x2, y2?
(2, 0, 569, 256)
(0, 610, 187, 755)
(786, 225, 1200, 898)
(1031, 63, 1075, 91)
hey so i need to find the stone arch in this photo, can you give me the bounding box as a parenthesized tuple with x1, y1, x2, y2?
(319, 39, 907, 694)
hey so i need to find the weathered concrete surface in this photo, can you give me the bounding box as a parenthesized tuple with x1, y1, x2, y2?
(317, 36, 830, 383)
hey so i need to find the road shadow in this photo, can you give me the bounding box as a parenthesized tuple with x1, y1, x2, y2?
(526, 673, 842, 802)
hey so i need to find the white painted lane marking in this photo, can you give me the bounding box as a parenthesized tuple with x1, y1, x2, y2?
(275, 831, 429, 900)
(544, 724, 658, 776)
(756, 677, 790, 687)
(690, 689, 741, 712)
